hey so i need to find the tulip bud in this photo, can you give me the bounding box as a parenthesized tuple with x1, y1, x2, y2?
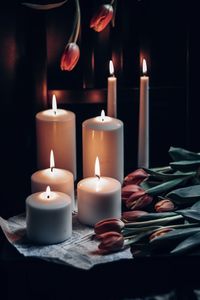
(155, 199, 175, 213)
(98, 231, 124, 253)
(122, 184, 143, 199)
(149, 227, 173, 241)
(90, 4, 113, 32)
(94, 218, 124, 235)
(122, 210, 148, 222)
(60, 42, 80, 71)
(124, 169, 149, 186)
(126, 190, 153, 210)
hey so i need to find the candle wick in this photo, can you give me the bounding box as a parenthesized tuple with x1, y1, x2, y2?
(96, 175, 100, 180)
(54, 111, 56, 115)
(102, 118, 104, 122)
(47, 195, 50, 199)
(51, 167, 54, 172)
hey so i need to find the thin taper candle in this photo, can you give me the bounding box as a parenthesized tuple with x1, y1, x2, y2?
(138, 59, 149, 168)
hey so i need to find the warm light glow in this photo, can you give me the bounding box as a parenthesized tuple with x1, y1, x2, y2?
(109, 60, 114, 76)
(95, 157, 100, 179)
(45, 186, 51, 199)
(52, 94, 57, 115)
(50, 150, 55, 172)
(142, 59, 147, 75)
(101, 110, 105, 122)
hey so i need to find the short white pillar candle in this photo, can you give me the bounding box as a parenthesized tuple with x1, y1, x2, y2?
(77, 157, 121, 226)
(26, 186, 72, 244)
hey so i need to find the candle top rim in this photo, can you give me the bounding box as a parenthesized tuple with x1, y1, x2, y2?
(31, 168, 74, 183)
(26, 191, 71, 209)
(83, 117, 123, 131)
(36, 109, 75, 122)
(78, 176, 121, 193)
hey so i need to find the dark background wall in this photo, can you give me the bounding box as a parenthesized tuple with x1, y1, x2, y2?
(0, 0, 198, 217)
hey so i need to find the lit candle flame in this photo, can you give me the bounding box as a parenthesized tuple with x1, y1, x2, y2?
(50, 150, 55, 172)
(52, 94, 57, 115)
(45, 186, 51, 199)
(95, 157, 100, 179)
(142, 59, 147, 75)
(109, 60, 114, 76)
(101, 110, 105, 122)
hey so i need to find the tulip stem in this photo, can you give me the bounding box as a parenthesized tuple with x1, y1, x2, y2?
(111, 0, 117, 27)
(122, 223, 200, 240)
(124, 215, 184, 228)
(68, 0, 80, 43)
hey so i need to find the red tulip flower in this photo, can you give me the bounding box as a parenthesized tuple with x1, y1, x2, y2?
(94, 218, 124, 235)
(122, 210, 148, 222)
(90, 4, 113, 32)
(60, 42, 80, 71)
(154, 199, 175, 212)
(124, 169, 149, 186)
(98, 231, 124, 253)
(126, 189, 153, 210)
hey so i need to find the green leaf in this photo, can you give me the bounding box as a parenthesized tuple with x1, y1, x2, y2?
(140, 180, 160, 190)
(191, 200, 200, 210)
(147, 177, 189, 196)
(167, 185, 200, 206)
(136, 212, 177, 222)
(176, 209, 200, 223)
(169, 147, 200, 162)
(170, 231, 200, 255)
(170, 160, 200, 172)
(144, 168, 194, 180)
(149, 227, 200, 250)
(21, 0, 68, 10)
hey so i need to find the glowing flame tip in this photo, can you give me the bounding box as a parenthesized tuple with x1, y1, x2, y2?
(109, 60, 114, 76)
(50, 150, 55, 171)
(95, 157, 100, 179)
(52, 94, 57, 114)
(142, 59, 147, 75)
(45, 186, 51, 199)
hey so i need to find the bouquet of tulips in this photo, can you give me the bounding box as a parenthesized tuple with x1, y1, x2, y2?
(95, 147, 200, 257)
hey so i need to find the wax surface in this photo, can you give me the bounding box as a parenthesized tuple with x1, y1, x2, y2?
(77, 177, 121, 226)
(31, 168, 75, 209)
(36, 109, 76, 179)
(107, 76, 117, 118)
(138, 76, 149, 168)
(82, 116, 124, 183)
(26, 191, 72, 244)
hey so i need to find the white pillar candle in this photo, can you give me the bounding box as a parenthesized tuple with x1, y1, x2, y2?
(82, 110, 124, 183)
(107, 60, 117, 118)
(36, 94, 76, 179)
(138, 59, 149, 168)
(26, 186, 72, 244)
(78, 157, 121, 226)
(31, 150, 75, 210)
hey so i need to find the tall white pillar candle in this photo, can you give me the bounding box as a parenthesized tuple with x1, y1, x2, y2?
(26, 186, 72, 244)
(36, 95, 76, 179)
(138, 59, 149, 168)
(82, 110, 124, 183)
(107, 60, 117, 118)
(31, 150, 75, 210)
(78, 157, 121, 226)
